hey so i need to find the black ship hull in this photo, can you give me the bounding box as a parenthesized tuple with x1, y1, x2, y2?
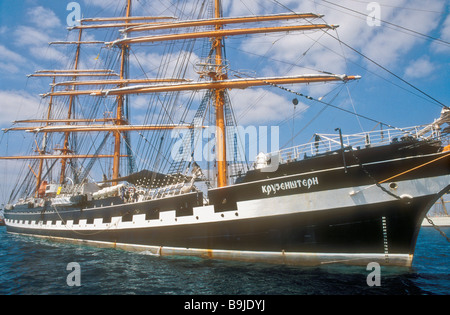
(5, 142, 450, 266)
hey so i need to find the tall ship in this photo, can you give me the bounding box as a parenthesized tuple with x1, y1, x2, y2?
(2, 0, 449, 266)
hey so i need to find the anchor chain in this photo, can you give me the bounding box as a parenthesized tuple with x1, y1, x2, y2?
(351, 150, 404, 201)
(352, 150, 450, 243)
(264, 73, 450, 244)
(425, 215, 450, 243)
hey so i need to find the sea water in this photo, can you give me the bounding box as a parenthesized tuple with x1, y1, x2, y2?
(0, 226, 448, 295)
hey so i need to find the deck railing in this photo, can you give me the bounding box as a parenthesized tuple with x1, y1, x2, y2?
(270, 124, 442, 165)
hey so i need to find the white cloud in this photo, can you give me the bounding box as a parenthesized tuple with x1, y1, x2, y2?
(0, 45, 26, 64)
(432, 14, 450, 54)
(0, 90, 42, 127)
(13, 26, 51, 47)
(29, 46, 69, 64)
(27, 6, 61, 29)
(225, 0, 445, 72)
(441, 14, 450, 42)
(1, 0, 446, 132)
(131, 96, 151, 110)
(360, 2, 442, 68)
(404, 57, 436, 78)
(130, 51, 201, 79)
(215, 0, 448, 124)
(223, 0, 269, 17)
(81, 0, 118, 10)
(228, 88, 308, 125)
(0, 62, 20, 74)
(0, 45, 28, 74)
(0, 45, 27, 75)
(9, 6, 71, 69)
(12, 25, 69, 66)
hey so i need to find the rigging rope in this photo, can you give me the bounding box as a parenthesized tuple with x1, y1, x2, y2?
(324, 31, 448, 110)
(320, 0, 450, 47)
(269, 0, 448, 110)
(253, 72, 408, 133)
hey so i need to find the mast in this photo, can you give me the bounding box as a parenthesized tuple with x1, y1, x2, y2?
(35, 77, 55, 197)
(59, 29, 82, 184)
(0, 2, 364, 196)
(112, 0, 132, 185)
(214, 0, 227, 188)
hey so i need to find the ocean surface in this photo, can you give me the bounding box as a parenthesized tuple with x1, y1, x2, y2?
(0, 226, 448, 296)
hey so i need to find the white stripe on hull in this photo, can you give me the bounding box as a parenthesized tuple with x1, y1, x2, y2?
(6, 174, 449, 232)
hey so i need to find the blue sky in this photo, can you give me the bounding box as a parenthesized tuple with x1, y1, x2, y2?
(0, 1, 448, 132)
(0, 0, 449, 199)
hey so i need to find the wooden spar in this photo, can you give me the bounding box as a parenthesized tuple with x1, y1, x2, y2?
(124, 13, 323, 33)
(35, 69, 115, 73)
(13, 118, 120, 124)
(0, 154, 128, 160)
(28, 73, 118, 77)
(81, 16, 176, 23)
(112, 0, 132, 185)
(43, 75, 360, 97)
(214, 0, 227, 188)
(49, 41, 105, 45)
(69, 22, 163, 30)
(109, 23, 336, 46)
(28, 165, 38, 178)
(51, 78, 190, 87)
(18, 4, 359, 191)
(14, 124, 196, 133)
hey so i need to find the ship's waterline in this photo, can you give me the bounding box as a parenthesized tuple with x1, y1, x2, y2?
(5, 231, 415, 267)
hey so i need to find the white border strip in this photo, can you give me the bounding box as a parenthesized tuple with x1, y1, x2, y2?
(6, 174, 449, 232)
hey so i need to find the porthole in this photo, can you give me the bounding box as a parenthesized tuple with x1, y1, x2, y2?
(389, 182, 398, 190)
